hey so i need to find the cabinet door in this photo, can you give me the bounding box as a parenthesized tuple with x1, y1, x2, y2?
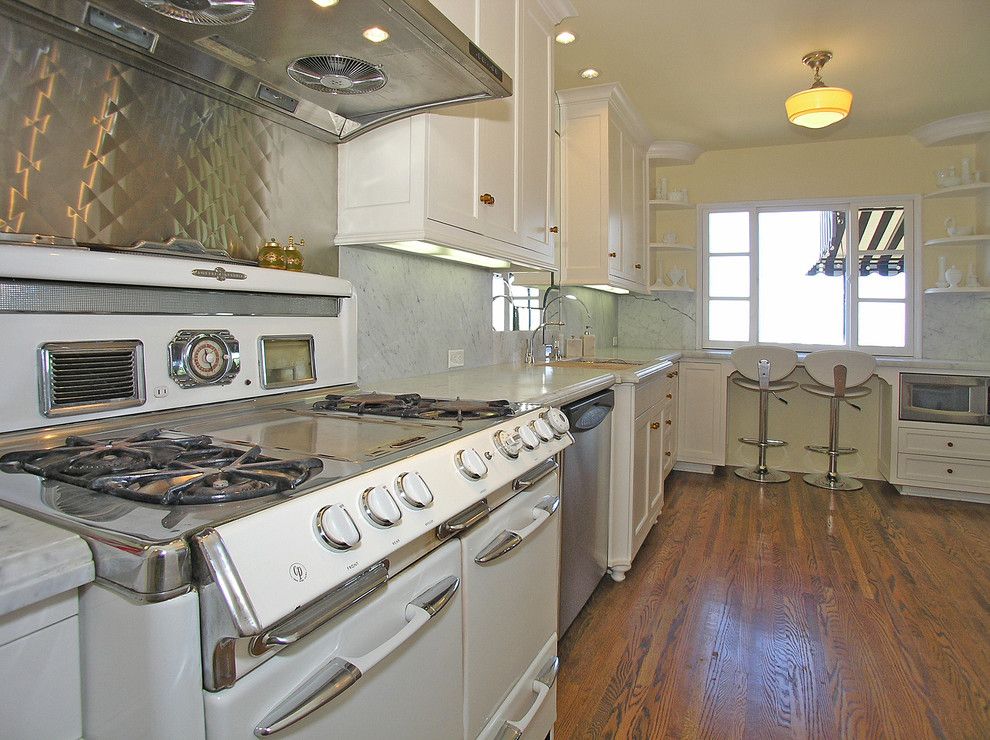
(630, 141, 647, 287)
(518, 0, 554, 262)
(607, 121, 623, 279)
(476, 0, 519, 244)
(677, 362, 727, 465)
(661, 399, 676, 479)
(620, 130, 638, 280)
(648, 410, 664, 513)
(632, 411, 652, 549)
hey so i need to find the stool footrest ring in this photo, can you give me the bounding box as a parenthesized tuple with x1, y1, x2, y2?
(739, 437, 788, 447)
(805, 444, 857, 455)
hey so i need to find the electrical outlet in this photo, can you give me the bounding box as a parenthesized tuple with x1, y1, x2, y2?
(448, 349, 465, 368)
(612, 336, 618, 347)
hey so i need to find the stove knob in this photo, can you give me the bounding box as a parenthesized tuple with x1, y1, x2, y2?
(517, 424, 540, 450)
(317, 505, 361, 550)
(396, 472, 433, 509)
(532, 418, 554, 442)
(494, 429, 523, 459)
(544, 408, 570, 436)
(362, 485, 402, 527)
(455, 448, 488, 480)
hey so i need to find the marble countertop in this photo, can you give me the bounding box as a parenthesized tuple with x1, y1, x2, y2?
(0, 508, 94, 617)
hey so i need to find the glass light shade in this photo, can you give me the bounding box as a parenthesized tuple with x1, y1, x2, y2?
(785, 86, 853, 128)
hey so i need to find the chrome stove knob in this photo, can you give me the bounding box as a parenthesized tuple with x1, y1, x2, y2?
(517, 424, 540, 450)
(362, 486, 402, 527)
(395, 472, 433, 509)
(317, 504, 361, 550)
(494, 429, 523, 459)
(455, 449, 488, 480)
(544, 408, 570, 436)
(532, 418, 554, 442)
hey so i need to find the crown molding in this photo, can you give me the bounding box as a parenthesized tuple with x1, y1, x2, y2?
(556, 83, 653, 146)
(536, 0, 577, 25)
(647, 140, 704, 165)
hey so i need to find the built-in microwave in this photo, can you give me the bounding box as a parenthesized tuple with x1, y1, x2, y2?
(899, 373, 990, 426)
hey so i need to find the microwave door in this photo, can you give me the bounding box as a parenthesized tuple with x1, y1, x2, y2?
(900, 375, 989, 425)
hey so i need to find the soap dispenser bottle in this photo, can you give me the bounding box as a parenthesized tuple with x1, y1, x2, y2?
(581, 327, 596, 357)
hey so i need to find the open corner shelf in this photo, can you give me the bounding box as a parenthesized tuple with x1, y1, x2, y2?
(649, 284, 694, 293)
(923, 286, 990, 295)
(648, 242, 694, 251)
(923, 182, 990, 199)
(923, 235, 990, 248)
(648, 199, 695, 210)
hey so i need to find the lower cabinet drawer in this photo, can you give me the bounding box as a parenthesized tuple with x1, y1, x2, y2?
(898, 453, 990, 491)
(635, 373, 676, 418)
(898, 428, 990, 461)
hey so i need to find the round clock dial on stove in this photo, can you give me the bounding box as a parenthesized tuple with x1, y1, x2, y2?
(168, 329, 241, 388)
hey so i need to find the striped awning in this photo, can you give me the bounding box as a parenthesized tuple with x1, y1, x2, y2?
(807, 207, 905, 277)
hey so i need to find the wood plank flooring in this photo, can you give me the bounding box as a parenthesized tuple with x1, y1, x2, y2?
(556, 470, 990, 739)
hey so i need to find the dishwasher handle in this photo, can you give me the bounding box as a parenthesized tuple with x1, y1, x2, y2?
(564, 390, 614, 433)
(254, 575, 459, 737)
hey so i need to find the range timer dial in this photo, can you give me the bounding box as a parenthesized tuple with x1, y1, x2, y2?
(169, 329, 241, 388)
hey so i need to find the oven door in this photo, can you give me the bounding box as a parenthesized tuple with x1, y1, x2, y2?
(202, 540, 462, 739)
(461, 463, 561, 738)
(899, 374, 990, 425)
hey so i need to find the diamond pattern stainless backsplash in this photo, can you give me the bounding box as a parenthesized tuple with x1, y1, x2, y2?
(0, 17, 337, 271)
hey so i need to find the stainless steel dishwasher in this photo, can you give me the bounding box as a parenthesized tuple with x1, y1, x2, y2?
(559, 389, 614, 634)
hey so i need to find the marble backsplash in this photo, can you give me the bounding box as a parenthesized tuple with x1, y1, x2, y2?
(338, 247, 620, 384)
(614, 290, 989, 361)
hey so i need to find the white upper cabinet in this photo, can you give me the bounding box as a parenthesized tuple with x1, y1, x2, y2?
(558, 83, 652, 293)
(336, 0, 568, 270)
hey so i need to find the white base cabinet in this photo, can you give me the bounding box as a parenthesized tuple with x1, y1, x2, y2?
(608, 365, 678, 581)
(336, 0, 565, 271)
(675, 361, 727, 471)
(0, 591, 82, 740)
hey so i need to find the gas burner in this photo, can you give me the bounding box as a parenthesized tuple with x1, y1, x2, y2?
(313, 392, 514, 421)
(1, 430, 324, 505)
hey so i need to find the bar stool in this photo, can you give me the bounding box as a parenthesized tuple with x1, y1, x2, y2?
(730, 345, 799, 483)
(801, 350, 876, 491)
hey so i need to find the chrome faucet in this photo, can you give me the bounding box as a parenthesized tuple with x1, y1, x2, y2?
(525, 321, 565, 364)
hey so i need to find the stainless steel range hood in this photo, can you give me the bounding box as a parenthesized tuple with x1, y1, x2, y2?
(1, 0, 512, 143)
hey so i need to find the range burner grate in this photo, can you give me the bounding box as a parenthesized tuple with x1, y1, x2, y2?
(0, 430, 323, 505)
(314, 392, 514, 421)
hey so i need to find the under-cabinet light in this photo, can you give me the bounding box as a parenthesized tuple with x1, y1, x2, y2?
(585, 284, 630, 294)
(379, 241, 512, 269)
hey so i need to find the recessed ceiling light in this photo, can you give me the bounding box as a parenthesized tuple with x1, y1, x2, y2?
(362, 26, 389, 43)
(311, 0, 338, 7)
(555, 31, 576, 44)
(580, 68, 599, 79)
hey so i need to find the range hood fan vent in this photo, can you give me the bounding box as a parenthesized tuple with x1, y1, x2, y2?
(287, 55, 387, 96)
(135, 0, 255, 26)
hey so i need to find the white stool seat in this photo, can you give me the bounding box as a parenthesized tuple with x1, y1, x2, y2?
(804, 349, 875, 389)
(800, 383, 872, 400)
(732, 375, 799, 393)
(731, 345, 798, 381)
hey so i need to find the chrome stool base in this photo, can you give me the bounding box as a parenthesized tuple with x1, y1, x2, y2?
(736, 466, 790, 484)
(803, 472, 863, 491)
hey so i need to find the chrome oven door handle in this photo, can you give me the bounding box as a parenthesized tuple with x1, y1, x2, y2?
(254, 575, 460, 737)
(493, 655, 560, 740)
(254, 562, 388, 654)
(513, 458, 559, 491)
(474, 495, 559, 564)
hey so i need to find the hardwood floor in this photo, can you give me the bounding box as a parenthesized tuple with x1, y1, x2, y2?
(556, 470, 990, 739)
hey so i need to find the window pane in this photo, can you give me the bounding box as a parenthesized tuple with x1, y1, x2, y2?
(858, 301, 906, 347)
(709, 300, 750, 342)
(709, 256, 750, 297)
(758, 210, 846, 346)
(859, 272, 905, 299)
(492, 274, 506, 331)
(709, 212, 750, 253)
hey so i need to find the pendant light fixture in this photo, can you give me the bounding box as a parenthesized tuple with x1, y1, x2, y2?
(785, 50, 853, 129)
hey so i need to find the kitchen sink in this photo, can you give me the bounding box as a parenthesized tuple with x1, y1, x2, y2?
(548, 358, 646, 370)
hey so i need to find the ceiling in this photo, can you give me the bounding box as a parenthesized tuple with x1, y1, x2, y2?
(553, 0, 990, 152)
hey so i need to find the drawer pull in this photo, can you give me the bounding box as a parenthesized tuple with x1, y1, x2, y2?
(608, 251, 617, 258)
(480, 193, 495, 205)
(666, 393, 673, 400)
(665, 451, 672, 457)
(665, 419, 672, 426)
(947, 441, 954, 448)
(650, 422, 660, 430)
(947, 468, 953, 474)
(667, 371, 676, 378)
(635, 263, 642, 269)
(549, 226, 559, 233)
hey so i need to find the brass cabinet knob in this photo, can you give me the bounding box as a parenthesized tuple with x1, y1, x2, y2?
(665, 419, 672, 426)
(666, 393, 673, 400)
(635, 263, 642, 269)
(666, 371, 675, 378)
(947, 441, 954, 447)
(650, 422, 660, 430)
(549, 226, 559, 233)
(673, 370, 679, 376)
(608, 251, 617, 258)
(947, 468, 954, 474)
(665, 451, 672, 457)
(480, 193, 495, 205)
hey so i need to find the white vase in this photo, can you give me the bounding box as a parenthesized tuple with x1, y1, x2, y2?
(936, 256, 948, 288)
(945, 265, 963, 288)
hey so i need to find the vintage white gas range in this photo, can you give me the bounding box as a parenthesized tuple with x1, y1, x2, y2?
(0, 234, 570, 739)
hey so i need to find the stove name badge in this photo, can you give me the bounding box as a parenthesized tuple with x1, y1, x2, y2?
(289, 563, 308, 582)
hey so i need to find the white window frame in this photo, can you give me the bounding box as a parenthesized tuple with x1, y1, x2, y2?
(697, 195, 921, 357)
(491, 273, 542, 332)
